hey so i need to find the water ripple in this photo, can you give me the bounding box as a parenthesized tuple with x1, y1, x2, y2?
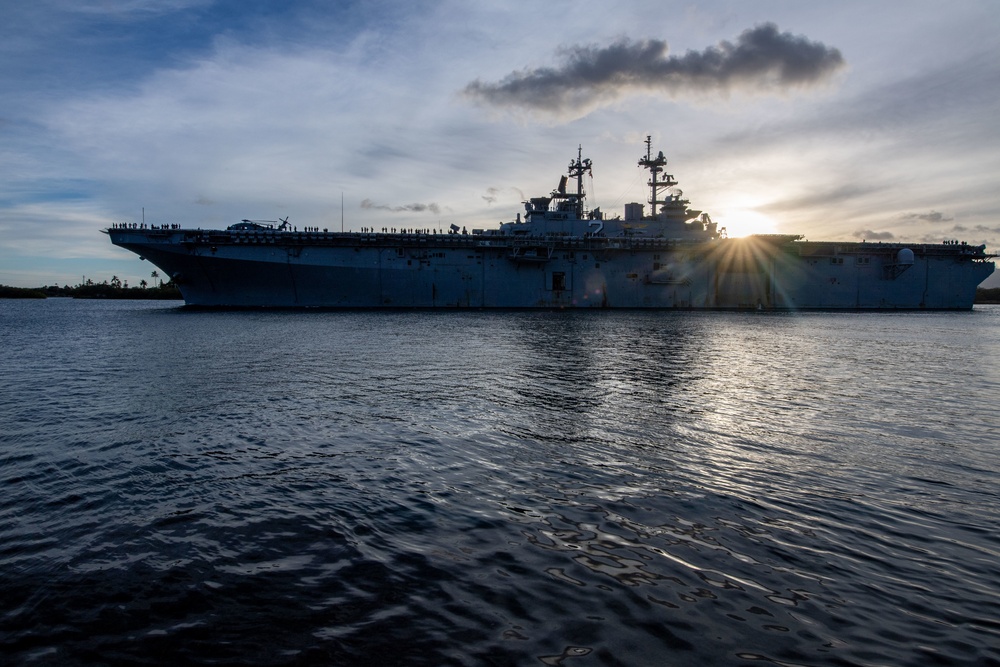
(1, 301, 999, 665)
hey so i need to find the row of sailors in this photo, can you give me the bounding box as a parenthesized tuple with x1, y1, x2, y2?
(232, 226, 453, 235)
(111, 222, 477, 235)
(114, 222, 480, 235)
(111, 223, 182, 230)
(361, 227, 469, 235)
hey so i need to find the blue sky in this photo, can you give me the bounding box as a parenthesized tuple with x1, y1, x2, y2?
(3, 0, 999, 287)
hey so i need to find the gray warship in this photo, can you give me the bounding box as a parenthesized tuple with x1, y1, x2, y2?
(106, 138, 995, 309)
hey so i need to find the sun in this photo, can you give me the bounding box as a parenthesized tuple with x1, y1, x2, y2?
(715, 209, 778, 238)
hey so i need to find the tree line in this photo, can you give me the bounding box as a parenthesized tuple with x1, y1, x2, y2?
(976, 287, 1000, 304)
(1, 271, 182, 299)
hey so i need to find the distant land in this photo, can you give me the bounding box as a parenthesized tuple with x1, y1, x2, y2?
(974, 287, 1000, 303)
(0, 276, 181, 300)
(4, 282, 1000, 304)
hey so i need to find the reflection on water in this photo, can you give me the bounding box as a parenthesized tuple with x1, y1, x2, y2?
(1, 300, 999, 665)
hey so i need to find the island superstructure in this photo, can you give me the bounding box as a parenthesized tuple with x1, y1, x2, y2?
(106, 137, 995, 309)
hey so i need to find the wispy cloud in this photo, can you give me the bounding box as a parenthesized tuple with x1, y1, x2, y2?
(952, 224, 1000, 234)
(463, 23, 845, 118)
(360, 199, 441, 215)
(852, 229, 895, 240)
(899, 210, 953, 223)
(481, 187, 525, 205)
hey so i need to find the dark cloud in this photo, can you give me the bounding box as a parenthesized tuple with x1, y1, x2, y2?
(900, 210, 953, 223)
(464, 23, 844, 115)
(853, 229, 895, 240)
(360, 199, 440, 215)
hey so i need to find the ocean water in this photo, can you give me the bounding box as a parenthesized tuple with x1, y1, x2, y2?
(2, 299, 999, 666)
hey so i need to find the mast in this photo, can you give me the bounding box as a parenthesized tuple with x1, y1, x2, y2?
(637, 135, 676, 217)
(565, 145, 592, 218)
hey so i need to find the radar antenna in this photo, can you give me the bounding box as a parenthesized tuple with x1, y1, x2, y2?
(637, 135, 677, 216)
(560, 145, 592, 218)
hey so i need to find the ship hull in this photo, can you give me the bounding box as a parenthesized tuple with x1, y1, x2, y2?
(108, 228, 994, 309)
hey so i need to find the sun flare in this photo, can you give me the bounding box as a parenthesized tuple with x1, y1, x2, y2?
(715, 209, 778, 238)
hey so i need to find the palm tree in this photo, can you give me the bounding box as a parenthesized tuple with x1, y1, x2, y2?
(151, 270, 160, 288)
(140, 279, 148, 289)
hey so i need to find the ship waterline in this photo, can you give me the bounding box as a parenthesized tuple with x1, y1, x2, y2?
(106, 139, 995, 309)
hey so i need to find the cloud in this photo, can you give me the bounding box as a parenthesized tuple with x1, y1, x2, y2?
(0, 201, 124, 259)
(463, 23, 844, 117)
(900, 210, 953, 223)
(757, 183, 882, 216)
(956, 224, 1000, 235)
(481, 186, 525, 205)
(360, 199, 441, 215)
(853, 229, 895, 240)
